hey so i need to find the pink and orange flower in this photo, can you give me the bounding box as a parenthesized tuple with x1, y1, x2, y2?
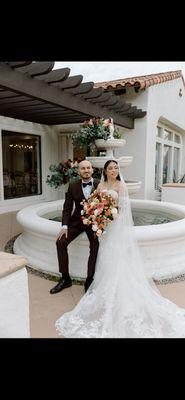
(81, 189, 118, 237)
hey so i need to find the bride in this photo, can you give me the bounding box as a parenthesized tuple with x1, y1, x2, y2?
(55, 159, 185, 338)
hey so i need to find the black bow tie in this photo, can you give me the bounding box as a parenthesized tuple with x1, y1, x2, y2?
(82, 181, 92, 188)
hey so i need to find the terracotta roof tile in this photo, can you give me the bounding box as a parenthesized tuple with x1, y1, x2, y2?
(94, 70, 184, 91)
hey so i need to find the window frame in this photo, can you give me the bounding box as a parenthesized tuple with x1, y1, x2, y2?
(155, 125, 182, 190)
(0, 128, 45, 204)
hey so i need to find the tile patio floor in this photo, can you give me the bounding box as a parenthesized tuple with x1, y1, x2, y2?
(28, 271, 185, 338)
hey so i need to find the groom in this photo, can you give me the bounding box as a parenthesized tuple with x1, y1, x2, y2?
(50, 160, 100, 294)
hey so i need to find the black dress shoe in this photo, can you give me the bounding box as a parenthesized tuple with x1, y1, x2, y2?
(84, 277, 93, 293)
(50, 277, 72, 294)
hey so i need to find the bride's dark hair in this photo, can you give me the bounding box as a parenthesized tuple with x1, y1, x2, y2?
(103, 160, 121, 181)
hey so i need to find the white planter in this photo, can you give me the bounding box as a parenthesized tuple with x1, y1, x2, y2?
(0, 252, 30, 338)
(95, 138, 126, 148)
(95, 138, 126, 158)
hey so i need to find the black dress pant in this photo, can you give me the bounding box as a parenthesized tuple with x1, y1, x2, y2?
(56, 224, 99, 278)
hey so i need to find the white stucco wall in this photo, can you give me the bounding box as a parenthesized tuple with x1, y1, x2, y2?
(145, 78, 185, 199)
(116, 77, 185, 200)
(115, 89, 149, 198)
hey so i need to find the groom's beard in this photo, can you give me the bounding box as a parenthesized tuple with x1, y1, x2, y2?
(79, 173, 92, 181)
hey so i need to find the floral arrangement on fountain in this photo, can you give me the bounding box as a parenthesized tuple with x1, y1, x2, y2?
(46, 117, 122, 189)
(72, 117, 121, 150)
(46, 159, 80, 189)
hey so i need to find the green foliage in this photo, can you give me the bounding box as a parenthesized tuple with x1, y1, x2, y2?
(92, 167, 102, 180)
(113, 128, 122, 139)
(46, 117, 122, 190)
(72, 117, 111, 149)
(46, 159, 80, 189)
(46, 160, 103, 189)
(72, 117, 122, 149)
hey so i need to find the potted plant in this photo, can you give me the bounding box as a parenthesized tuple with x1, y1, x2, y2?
(161, 172, 185, 205)
(72, 117, 122, 153)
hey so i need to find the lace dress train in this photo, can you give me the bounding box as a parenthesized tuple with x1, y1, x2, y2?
(55, 189, 185, 338)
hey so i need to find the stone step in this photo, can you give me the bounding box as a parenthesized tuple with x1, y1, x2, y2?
(0, 251, 27, 279)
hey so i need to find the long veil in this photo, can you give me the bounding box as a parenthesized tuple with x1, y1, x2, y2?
(109, 166, 160, 294)
(55, 163, 185, 338)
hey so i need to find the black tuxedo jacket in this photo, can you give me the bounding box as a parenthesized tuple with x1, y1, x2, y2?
(62, 178, 99, 227)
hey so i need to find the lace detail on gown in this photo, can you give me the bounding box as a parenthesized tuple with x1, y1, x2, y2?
(55, 189, 185, 338)
(102, 189, 119, 199)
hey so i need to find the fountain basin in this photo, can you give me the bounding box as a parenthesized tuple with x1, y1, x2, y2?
(87, 138, 131, 166)
(13, 199, 185, 280)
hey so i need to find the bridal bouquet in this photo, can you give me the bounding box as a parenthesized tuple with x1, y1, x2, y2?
(81, 189, 118, 237)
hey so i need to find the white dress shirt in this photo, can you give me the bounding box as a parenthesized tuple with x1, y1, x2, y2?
(82, 177, 94, 199)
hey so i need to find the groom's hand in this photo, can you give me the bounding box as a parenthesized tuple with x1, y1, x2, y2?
(57, 228, 68, 240)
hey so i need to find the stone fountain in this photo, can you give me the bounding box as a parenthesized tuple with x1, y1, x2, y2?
(14, 120, 185, 280)
(86, 122, 142, 195)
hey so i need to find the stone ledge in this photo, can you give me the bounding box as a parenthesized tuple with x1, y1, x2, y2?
(26, 265, 84, 285)
(0, 251, 27, 279)
(162, 183, 185, 188)
(5, 236, 185, 286)
(4, 236, 84, 284)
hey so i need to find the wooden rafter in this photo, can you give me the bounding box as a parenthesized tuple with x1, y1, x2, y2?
(52, 75, 83, 89)
(35, 67, 70, 83)
(15, 61, 55, 76)
(0, 62, 147, 128)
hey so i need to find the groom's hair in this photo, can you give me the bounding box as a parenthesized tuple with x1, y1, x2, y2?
(103, 160, 121, 181)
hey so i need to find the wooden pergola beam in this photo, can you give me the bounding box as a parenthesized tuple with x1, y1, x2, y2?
(108, 100, 126, 110)
(5, 62, 32, 68)
(66, 82, 94, 95)
(0, 96, 38, 104)
(90, 92, 112, 103)
(0, 91, 21, 99)
(15, 61, 55, 76)
(35, 67, 70, 83)
(0, 63, 134, 128)
(52, 75, 83, 89)
(121, 106, 137, 115)
(82, 88, 104, 99)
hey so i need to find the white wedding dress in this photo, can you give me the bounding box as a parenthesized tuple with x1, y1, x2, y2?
(55, 186, 185, 338)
